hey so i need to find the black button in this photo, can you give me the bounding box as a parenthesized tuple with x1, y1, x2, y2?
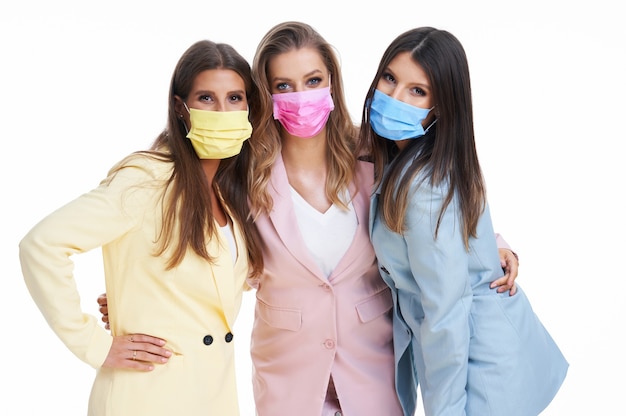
(203, 335, 214, 345)
(225, 332, 234, 343)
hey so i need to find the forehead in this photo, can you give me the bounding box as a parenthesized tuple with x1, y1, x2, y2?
(387, 52, 429, 84)
(191, 69, 245, 91)
(267, 47, 327, 79)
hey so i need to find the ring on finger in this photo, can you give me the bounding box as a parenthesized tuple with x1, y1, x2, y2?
(132, 350, 137, 360)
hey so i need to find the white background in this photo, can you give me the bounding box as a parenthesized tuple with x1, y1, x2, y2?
(1, 1, 624, 415)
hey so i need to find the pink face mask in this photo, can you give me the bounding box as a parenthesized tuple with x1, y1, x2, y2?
(272, 86, 335, 138)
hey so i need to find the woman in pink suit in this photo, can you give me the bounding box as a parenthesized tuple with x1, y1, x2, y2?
(245, 21, 519, 416)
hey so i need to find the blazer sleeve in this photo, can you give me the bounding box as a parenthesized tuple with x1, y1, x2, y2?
(18, 157, 160, 368)
(402, 179, 471, 415)
(495, 233, 510, 250)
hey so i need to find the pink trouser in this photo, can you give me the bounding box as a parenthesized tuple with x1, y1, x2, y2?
(322, 377, 342, 416)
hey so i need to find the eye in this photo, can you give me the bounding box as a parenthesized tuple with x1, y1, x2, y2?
(228, 93, 245, 103)
(306, 76, 322, 87)
(275, 82, 290, 91)
(381, 72, 396, 84)
(199, 94, 214, 103)
(411, 87, 427, 97)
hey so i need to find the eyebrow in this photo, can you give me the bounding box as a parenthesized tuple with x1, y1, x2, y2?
(193, 89, 246, 96)
(303, 69, 324, 78)
(271, 69, 324, 83)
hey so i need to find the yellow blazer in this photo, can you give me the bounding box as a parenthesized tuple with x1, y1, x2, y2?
(19, 153, 249, 416)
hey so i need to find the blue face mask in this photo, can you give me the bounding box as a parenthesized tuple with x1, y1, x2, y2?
(369, 89, 434, 141)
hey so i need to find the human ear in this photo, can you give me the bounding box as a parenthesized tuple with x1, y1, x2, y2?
(174, 95, 186, 118)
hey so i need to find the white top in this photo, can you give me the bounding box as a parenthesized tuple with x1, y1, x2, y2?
(220, 223, 237, 265)
(290, 187, 357, 278)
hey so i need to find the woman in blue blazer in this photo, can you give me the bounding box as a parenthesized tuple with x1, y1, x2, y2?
(356, 27, 568, 415)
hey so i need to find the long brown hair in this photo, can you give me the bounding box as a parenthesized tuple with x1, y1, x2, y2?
(357, 27, 486, 248)
(110, 40, 263, 275)
(247, 21, 358, 215)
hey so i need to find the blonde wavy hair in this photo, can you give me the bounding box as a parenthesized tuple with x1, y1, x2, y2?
(247, 21, 359, 216)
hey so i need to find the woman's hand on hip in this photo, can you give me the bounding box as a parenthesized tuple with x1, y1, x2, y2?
(103, 334, 172, 371)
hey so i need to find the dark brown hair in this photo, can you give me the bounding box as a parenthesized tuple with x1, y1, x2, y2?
(357, 27, 486, 247)
(113, 40, 263, 275)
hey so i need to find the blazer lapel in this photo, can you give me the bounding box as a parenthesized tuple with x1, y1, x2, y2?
(328, 179, 371, 282)
(369, 163, 384, 239)
(267, 154, 326, 280)
(205, 231, 235, 328)
(369, 189, 379, 239)
(207, 192, 247, 330)
(329, 161, 377, 283)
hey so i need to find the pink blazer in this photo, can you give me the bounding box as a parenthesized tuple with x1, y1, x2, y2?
(248, 155, 403, 416)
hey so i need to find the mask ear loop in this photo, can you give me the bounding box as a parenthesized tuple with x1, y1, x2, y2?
(180, 102, 190, 134)
(328, 73, 332, 95)
(424, 118, 437, 134)
(424, 106, 438, 134)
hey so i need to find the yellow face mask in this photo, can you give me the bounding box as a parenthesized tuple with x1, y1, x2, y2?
(186, 108, 252, 159)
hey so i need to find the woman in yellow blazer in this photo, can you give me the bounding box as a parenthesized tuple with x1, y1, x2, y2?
(18, 40, 263, 416)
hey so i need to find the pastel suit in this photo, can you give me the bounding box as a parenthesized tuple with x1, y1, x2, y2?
(370, 171, 568, 416)
(248, 156, 404, 415)
(19, 154, 248, 416)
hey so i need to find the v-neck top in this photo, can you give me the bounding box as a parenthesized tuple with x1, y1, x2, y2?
(290, 186, 357, 278)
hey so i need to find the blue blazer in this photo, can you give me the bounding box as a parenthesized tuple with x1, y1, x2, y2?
(369, 174, 568, 416)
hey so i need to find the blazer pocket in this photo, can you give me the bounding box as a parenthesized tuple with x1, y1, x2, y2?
(355, 287, 393, 323)
(256, 298, 302, 331)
